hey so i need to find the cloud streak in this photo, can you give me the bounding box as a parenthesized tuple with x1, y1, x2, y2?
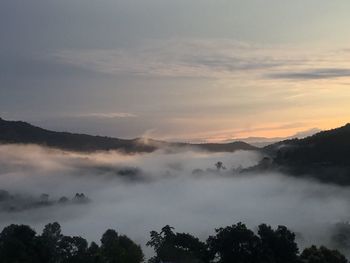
(74, 112, 137, 119)
(51, 39, 350, 81)
(268, 68, 350, 80)
(49, 40, 295, 78)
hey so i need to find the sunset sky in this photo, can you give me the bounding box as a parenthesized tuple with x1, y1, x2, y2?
(1, 0, 350, 142)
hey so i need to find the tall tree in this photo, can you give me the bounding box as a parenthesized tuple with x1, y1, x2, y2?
(147, 225, 211, 263)
(207, 222, 261, 263)
(0, 224, 40, 263)
(100, 229, 144, 263)
(258, 224, 299, 263)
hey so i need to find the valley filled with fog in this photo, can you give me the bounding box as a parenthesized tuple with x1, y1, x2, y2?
(1, 144, 350, 257)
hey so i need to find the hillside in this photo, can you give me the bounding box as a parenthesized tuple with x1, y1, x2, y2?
(264, 123, 350, 183)
(0, 118, 257, 153)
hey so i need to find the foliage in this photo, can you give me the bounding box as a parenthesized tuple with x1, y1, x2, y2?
(0, 221, 348, 263)
(100, 229, 144, 263)
(301, 245, 347, 263)
(258, 224, 299, 263)
(147, 225, 211, 263)
(0, 222, 143, 263)
(207, 222, 261, 263)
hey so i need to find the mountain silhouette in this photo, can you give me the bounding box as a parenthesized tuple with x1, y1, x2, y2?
(0, 117, 257, 153)
(264, 123, 350, 184)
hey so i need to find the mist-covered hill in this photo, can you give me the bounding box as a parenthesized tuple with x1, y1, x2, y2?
(4, 116, 350, 184)
(264, 123, 350, 184)
(0, 118, 257, 153)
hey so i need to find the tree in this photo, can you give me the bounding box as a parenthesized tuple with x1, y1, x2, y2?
(85, 242, 102, 263)
(0, 222, 144, 263)
(100, 229, 144, 263)
(147, 225, 211, 263)
(39, 222, 63, 263)
(0, 221, 349, 263)
(58, 236, 88, 263)
(215, 162, 226, 171)
(258, 224, 299, 263)
(0, 224, 40, 263)
(207, 222, 261, 263)
(300, 245, 348, 263)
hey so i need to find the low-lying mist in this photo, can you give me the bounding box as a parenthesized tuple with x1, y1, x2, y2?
(1, 144, 350, 257)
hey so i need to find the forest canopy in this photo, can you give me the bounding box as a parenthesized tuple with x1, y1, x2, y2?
(0, 222, 348, 263)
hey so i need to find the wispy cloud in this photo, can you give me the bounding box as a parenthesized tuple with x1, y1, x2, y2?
(268, 68, 350, 80)
(50, 40, 294, 78)
(74, 112, 137, 119)
(51, 39, 350, 81)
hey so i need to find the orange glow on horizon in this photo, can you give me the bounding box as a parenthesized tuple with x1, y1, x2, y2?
(181, 118, 350, 143)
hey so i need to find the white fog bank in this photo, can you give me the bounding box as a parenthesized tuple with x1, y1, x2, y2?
(0, 144, 350, 257)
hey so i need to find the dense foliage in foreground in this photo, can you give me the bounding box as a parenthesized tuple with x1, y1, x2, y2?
(0, 222, 347, 263)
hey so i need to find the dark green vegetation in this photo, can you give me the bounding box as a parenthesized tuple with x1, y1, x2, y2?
(0, 222, 348, 263)
(264, 123, 350, 184)
(0, 222, 144, 263)
(0, 118, 257, 153)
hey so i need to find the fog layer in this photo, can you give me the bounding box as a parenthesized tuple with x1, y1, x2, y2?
(0, 144, 349, 257)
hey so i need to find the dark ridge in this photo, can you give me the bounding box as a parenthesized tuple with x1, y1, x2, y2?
(192, 141, 258, 152)
(0, 118, 156, 153)
(0, 118, 257, 153)
(263, 123, 350, 184)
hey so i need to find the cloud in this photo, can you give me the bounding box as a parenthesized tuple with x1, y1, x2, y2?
(49, 39, 294, 78)
(221, 127, 322, 147)
(268, 68, 350, 80)
(0, 53, 102, 79)
(74, 112, 137, 119)
(50, 39, 350, 82)
(2, 39, 350, 145)
(184, 122, 308, 143)
(292, 128, 322, 138)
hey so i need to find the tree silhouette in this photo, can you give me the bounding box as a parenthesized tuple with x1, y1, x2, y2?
(0, 221, 349, 263)
(0, 224, 40, 263)
(301, 245, 347, 263)
(100, 229, 144, 263)
(207, 222, 261, 263)
(39, 222, 63, 262)
(215, 161, 226, 171)
(258, 224, 299, 263)
(147, 225, 211, 263)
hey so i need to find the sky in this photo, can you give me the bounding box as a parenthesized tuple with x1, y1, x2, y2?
(1, 0, 350, 142)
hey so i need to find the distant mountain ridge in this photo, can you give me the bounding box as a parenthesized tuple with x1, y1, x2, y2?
(3, 117, 350, 184)
(230, 128, 322, 147)
(0, 118, 257, 153)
